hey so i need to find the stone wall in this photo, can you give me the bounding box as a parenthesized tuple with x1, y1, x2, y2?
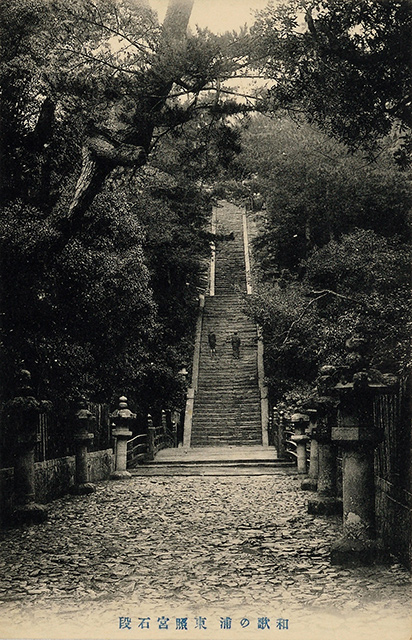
(1, 449, 114, 525)
(35, 455, 75, 502)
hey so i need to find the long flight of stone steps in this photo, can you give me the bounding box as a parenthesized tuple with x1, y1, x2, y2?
(190, 202, 262, 447)
(190, 294, 262, 446)
(130, 201, 293, 475)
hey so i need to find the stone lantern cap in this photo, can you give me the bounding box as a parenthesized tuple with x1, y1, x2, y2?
(110, 396, 137, 421)
(332, 374, 396, 443)
(111, 396, 135, 437)
(305, 408, 318, 436)
(290, 412, 310, 442)
(74, 398, 95, 441)
(5, 370, 51, 438)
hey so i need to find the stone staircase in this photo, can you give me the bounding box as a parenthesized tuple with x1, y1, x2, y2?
(129, 202, 291, 474)
(190, 202, 262, 447)
(129, 446, 294, 476)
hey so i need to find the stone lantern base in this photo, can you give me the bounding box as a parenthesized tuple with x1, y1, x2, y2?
(331, 537, 388, 566)
(301, 477, 318, 491)
(111, 469, 132, 480)
(70, 482, 95, 495)
(307, 495, 342, 515)
(13, 502, 48, 525)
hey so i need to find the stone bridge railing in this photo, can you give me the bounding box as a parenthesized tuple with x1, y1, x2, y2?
(2, 372, 180, 525)
(126, 413, 177, 470)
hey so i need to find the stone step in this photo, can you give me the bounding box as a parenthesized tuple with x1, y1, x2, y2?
(192, 423, 261, 429)
(191, 438, 262, 443)
(198, 365, 257, 370)
(153, 446, 278, 461)
(192, 421, 261, 427)
(192, 424, 261, 430)
(193, 408, 260, 415)
(198, 378, 257, 383)
(191, 434, 262, 441)
(193, 409, 260, 414)
(193, 420, 260, 424)
(129, 465, 295, 476)
(191, 421, 261, 428)
(193, 405, 260, 411)
(197, 380, 258, 385)
(194, 397, 260, 404)
(195, 390, 258, 396)
(198, 371, 257, 377)
(196, 382, 258, 388)
(193, 403, 260, 408)
(195, 392, 259, 397)
(191, 438, 262, 445)
(193, 419, 260, 423)
(191, 431, 261, 437)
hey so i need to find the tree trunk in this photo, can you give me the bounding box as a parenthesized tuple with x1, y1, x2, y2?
(66, 148, 110, 231)
(65, 0, 194, 227)
(163, 0, 194, 41)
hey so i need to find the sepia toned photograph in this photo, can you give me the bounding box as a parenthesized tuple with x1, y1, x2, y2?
(0, 1, 411, 639)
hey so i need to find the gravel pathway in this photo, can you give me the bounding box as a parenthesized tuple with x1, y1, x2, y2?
(0, 474, 410, 639)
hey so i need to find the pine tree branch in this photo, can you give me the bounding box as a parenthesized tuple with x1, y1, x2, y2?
(281, 289, 362, 345)
(281, 292, 328, 345)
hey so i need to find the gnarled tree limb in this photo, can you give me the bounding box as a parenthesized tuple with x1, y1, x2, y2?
(66, 0, 194, 227)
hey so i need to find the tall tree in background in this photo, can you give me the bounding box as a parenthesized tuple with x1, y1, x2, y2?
(250, 0, 412, 162)
(63, 0, 195, 226)
(241, 114, 412, 401)
(0, 0, 243, 408)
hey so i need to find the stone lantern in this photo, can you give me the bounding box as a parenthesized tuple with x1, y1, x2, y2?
(301, 408, 319, 491)
(110, 396, 135, 479)
(330, 371, 393, 564)
(307, 366, 342, 516)
(70, 397, 95, 495)
(6, 370, 49, 525)
(290, 412, 310, 474)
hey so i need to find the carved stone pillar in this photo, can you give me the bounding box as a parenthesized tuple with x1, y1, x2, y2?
(7, 370, 49, 525)
(330, 374, 391, 564)
(110, 396, 135, 479)
(70, 398, 95, 495)
(147, 414, 156, 461)
(307, 399, 342, 516)
(290, 413, 309, 474)
(301, 408, 319, 491)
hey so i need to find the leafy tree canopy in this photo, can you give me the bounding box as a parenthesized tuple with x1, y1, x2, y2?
(241, 115, 411, 273)
(247, 229, 411, 402)
(241, 115, 411, 402)
(0, 0, 241, 412)
(250, 0, 412, 160)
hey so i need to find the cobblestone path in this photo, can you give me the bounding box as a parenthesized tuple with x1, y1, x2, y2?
(0, 474, 410, 640)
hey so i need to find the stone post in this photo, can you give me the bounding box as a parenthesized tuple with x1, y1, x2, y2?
(301, 409, 319, 491)
(307, 400, 342, 515)
(110, 396, 135, 479)
(290, 413, 309, 474)
(277, 410, 287, 459)
(171, 415, 178, 448)
(330, 373, 391, 565)
(70, 398, 95, 495)
(7, 370, 49, 525)
(147, 414, 156, 461)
